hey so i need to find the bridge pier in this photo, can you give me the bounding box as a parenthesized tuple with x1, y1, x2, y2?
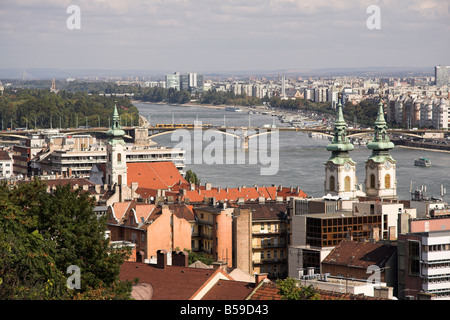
(240, 129, 249, 149)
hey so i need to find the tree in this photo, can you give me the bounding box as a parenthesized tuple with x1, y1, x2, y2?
(185, 169, 200, 185)
(184, 250, 214, 266)
(0, 179, 133, 299)
(276, 277, 320, 300)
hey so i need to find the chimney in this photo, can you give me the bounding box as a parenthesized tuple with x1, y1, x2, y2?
(212, 261, 227, 271)
(172, 251, 188, 267)
(156, 249, 168, 269)
(373, 286, 393, 300)
(205, 182, 212, 191)
(255, 273, 268, 284)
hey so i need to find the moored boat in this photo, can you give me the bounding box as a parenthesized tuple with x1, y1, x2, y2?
(414, 157, 431, 167)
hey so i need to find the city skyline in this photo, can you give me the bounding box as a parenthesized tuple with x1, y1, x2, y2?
(0, 0, 449, 76)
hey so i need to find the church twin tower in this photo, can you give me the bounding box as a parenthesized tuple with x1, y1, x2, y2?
(324, 96, 397, 200)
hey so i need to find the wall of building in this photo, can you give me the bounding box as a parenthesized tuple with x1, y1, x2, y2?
(232, 208, 252, 275)
(410, 217, 450, 233)
(147, 206, 191, 259)
(214, 208, 233, 267)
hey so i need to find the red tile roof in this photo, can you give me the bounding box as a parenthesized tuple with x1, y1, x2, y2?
(119, 261, 232, 300)
(127, 161, 187, 190)
(181, 186, 307, 203)
(322, 239, 397, 269)
(201, 279, 256, 300)
(0, 150, 11, 161)
(247, 280, 385, 300)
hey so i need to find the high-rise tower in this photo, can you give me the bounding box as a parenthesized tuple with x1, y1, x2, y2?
(106, 103, 127, 191)
(324, 95, 357, 199)
(364, 100, 397, 199)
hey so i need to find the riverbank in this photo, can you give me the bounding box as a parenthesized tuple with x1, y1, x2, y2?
(131, 99, 243, 110)
(392, 138, 450, 154)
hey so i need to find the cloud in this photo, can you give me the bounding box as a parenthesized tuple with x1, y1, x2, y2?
(0, 0, 448, 71)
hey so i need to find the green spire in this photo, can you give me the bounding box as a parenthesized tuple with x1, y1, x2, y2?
(367, 100, 394, 150)
(326, 95, 354, 164)
(366, 100, 395, 162)
(106, 102, 125, 145)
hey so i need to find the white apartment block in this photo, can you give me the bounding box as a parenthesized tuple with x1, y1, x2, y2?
(0, 150, 13, 179)
(34, 134, 185, 177)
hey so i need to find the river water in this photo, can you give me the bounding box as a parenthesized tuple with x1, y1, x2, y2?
(135, 102, 450, 202)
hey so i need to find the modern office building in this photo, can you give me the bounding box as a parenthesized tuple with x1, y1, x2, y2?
(165, 72, 180, 90)
(398, 228, 450, 300)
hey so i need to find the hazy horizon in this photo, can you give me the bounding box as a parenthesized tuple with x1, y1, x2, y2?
(1, 1, 448, 76)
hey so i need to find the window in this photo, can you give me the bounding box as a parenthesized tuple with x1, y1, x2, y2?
(370, 174, 376, 189)
(408, 240, 421, 276)
(385, 174, 391, 189)
(117, 153, 122, 163)
(344, 176, 351, 191)
(329, 176, 335, 191)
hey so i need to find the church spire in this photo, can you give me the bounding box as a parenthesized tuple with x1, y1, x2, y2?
(106, 102, 125, 145)
(326, 94, 354, 159)
(367, 100, 394, 155)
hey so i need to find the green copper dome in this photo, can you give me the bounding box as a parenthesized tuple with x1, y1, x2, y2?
(326, 98, 354, 153)
(366, 100, 395, 163)
(367, 101, 394, 151)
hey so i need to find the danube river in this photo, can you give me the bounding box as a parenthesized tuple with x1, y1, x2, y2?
(135, 102, 450, 202)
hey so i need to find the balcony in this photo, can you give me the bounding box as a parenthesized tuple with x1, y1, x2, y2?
(422, 267, 450, 277)
(252, 243, 286, 249)
(253, 258, 287, 265)
(252, 229, 285, 236)
(422, 280, 450, 292)
(422, 251, 450, 261)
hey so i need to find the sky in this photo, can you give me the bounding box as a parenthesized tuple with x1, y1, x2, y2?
(0, 0, 449, 75)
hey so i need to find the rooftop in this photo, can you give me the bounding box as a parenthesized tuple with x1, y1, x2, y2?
(322, 239, 397, 269)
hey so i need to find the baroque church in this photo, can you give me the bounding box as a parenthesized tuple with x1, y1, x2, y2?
(324, 94, 397, 201)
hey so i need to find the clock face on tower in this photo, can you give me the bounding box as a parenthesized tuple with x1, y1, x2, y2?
(345, 162, 351, 171)
(385, 160, 391, 169)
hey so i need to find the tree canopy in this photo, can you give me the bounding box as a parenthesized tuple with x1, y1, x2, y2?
(276, 277, 320, 300)
(0, 179, 133, 299)
(185, 169, 201, 185)
(0, 88, 139, 130)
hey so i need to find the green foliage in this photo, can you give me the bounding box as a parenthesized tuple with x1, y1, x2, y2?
(134, 87, 191, 104)
(199, 89, 261, 106)
(343, 100, 380, 127)
(185, 169, 200, 185)
(0, 88, 139, 129)
(0, 179, 133, 299)
(276, 277, 320, 300)
(184, 250, 214, 266)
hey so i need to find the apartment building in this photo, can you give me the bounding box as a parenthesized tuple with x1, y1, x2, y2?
(232, 202, 290, 279)
(287, 197, 413, 278)
(398, 216, 450, 300)
(0, 149, 13, 179)
(35, 134, 185, 177)
(192, 205, 234, 267)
